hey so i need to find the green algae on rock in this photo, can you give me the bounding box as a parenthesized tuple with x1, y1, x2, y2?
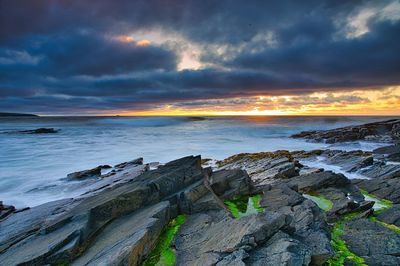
(224, 194, 264, 218)
(303, 193, 333, 212)
(142, 215, 187, 266)
(327, 212, 367, 266)
(370, 216, 400, 234)
(360, 189, 393, 214)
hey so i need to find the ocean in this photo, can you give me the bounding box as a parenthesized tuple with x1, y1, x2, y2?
(0, 116, 395, 207)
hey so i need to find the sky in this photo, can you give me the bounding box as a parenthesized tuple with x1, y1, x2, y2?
(0, 0, 400, 116)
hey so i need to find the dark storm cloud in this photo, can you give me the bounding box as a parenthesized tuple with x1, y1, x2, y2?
(0, 0, 399, 113)
(0, 31, 177, 76)
(231, 19, 400, 84)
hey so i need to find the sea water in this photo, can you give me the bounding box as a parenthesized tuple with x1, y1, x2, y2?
(0, 116, 394, 207)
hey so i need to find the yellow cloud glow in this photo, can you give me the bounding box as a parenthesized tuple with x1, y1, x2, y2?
(117, 87, 400, 116)
(136, 39, 151, 47)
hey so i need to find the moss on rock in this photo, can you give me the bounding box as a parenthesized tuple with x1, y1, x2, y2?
(142, 215, 187, 266)
(224, 194, 264, 219)
(303, 193, 333, 212)
(327, 212, 368, 266)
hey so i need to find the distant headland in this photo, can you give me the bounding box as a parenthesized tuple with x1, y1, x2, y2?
(0, 112, 38, 117)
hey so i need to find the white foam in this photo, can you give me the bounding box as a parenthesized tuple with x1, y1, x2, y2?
(300, 156, 370, 180)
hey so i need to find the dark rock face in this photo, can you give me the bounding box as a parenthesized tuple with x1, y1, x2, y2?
(259, 184, 333, 264)
(245, 231, 311, 266)
(0, 112, 38, 117)
(174, 210, 288, 265)
(292, 119, 400, 143)
(342, 218, 400, 265)
(353, 177, 400, 203)
(374, 144, 400, 162)
(19, 128, 59, 134)
(0, 201, 15, 220)
(322, 150, 373, 172)
(67, 165, 112, 180)
(114, 158, 143, 168)
(376, 204, 400, 226)
(286, 171, 350, 193)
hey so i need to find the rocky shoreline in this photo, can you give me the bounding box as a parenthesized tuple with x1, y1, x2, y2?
(1, 119, 400, 265)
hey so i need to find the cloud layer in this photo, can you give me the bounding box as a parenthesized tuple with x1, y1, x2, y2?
(0, 0, 399, 114)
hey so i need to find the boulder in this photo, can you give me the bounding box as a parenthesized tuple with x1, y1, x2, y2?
(0, 202, 15, 220)
(66, 165, 111, 180)
(114, 158, 143, 168)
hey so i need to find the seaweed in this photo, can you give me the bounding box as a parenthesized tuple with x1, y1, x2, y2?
(142, 215, 187, 266)
(224, 194, 264, 218)
(303, 193, 333, 211)
(360, 189, 393, 214)
(327, 212, 367, 266)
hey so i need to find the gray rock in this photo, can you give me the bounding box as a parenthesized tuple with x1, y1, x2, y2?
(114, 158, 143, 168)
(260, 184, 332, 265)
(67, 165, 111, 180)
(292, 119, 400, 143)
(209, 169, 252, 198)
(218, 153, 299, 186)
(0, 202, 15, 220)
(322, 150, 373, 172)
(71, 201, 171, 266)
(0, 156, 207, 265)
(217, 249, 249, 266)
(373, 144, 400, 155)
(353, 177, 400, 203)
(174, 211, 288, 266)
(376, 204, 400, 226)
(286, 171, 350, 193)
(357, 162, 400, 179)
(342, 218, 400, 265)
(260, 184, 304, 210)
(246, 231, 311, 266)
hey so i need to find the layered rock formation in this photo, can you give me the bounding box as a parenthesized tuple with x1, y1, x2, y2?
(292, 119, 400, 143)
